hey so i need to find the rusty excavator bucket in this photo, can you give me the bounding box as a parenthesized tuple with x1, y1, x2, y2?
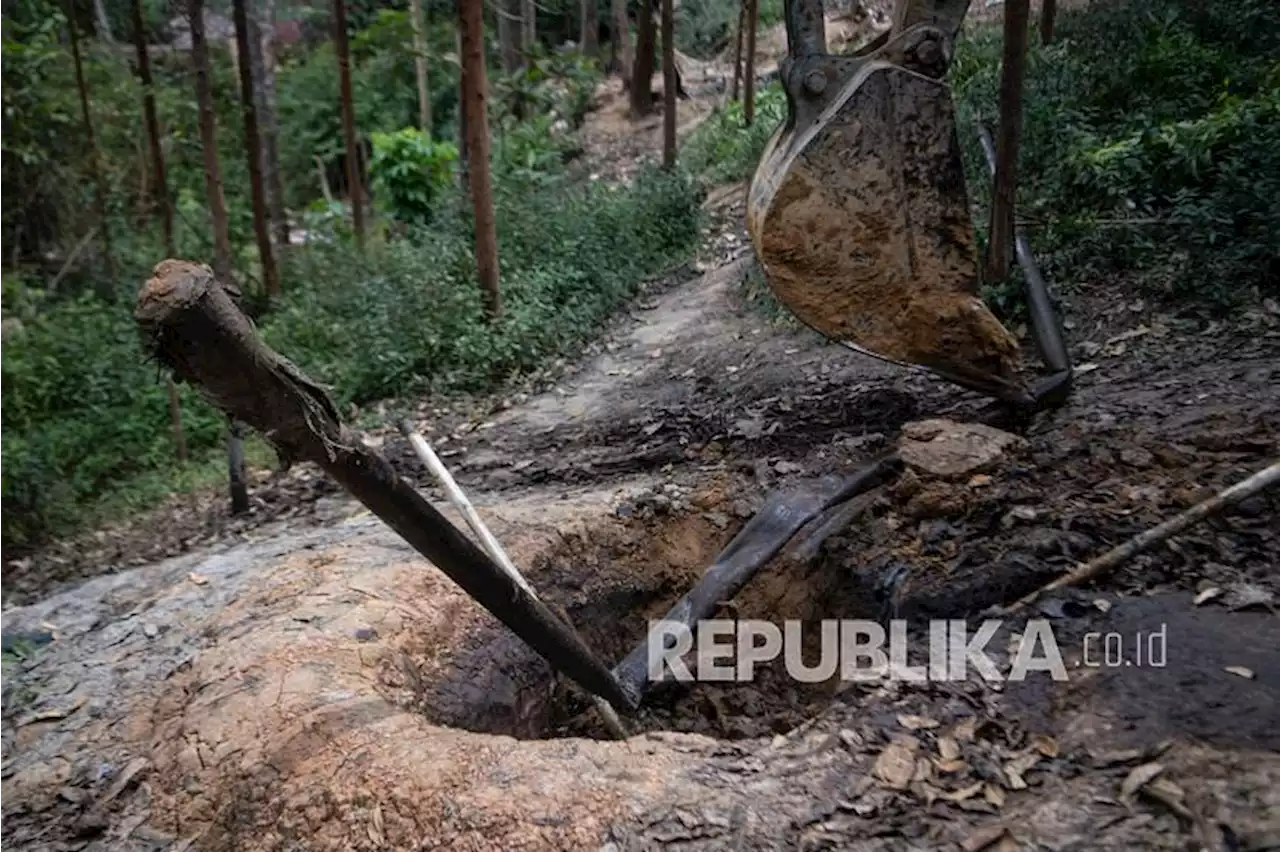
(748, 0, 1038, 403)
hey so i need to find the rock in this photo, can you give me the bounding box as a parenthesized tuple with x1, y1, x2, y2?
(898, 419, 1024, 478)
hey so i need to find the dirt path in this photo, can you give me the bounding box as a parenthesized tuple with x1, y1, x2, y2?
(5, 13, 1280, 849)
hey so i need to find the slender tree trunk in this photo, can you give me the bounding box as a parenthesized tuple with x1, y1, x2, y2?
(410, 0, 433, 132)
(581, 0, 598, 57)
(191, 0, 249, 513)
(660, 0, 675, 168)
(984, 0, 1029, 283)
(189, 0, 234, 283)
(459, 0, 501, 320)
(630, 0, 654, 117)
(233, 0, 279, 297)
(521, 0, 535, 61)
(731, 0, 743, 100)
(743, 0, 757, 124)
(456, 23, 469, 189)
(67, 1, 115, 282)
(254, 0, 289, 254)
(1039, 0, 1056, 44)
(612, 0, 631, 85)
(92, 0, 114, 42)
(131, 0, 186, 460)
(498, 0, 522, 72)
(333, 0, 365, 245)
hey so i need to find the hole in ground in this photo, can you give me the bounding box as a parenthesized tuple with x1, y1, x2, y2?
(392, 480, 895, 741)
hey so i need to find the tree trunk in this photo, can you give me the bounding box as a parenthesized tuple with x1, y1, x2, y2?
(660, 0, 675, 168)
(92, 0, 114, 43)
(498, 0, 522, 72)
(984, 0, 1029, 284)
(410, 0, 433, 132)
(731, 1, 743, 101)
(333, 0, 365, 245)
(581, 0, 598, 57)
(459, 0, 501, 321)
(521, 0, 535, 61)
(1040, 0, 1056, 45)
(131, 0, 186, 460)
(67, 0, 115, 283)
(630, 0, 654, 117)
(612, 0, 631, 85)
(456, 22, 469, 190)
(189, 0, 234, 284)
(254, 0, 290, 255)
(192, 0, 249, 512)
(233, 0, 279, 298)
(743, 0, 757, 124)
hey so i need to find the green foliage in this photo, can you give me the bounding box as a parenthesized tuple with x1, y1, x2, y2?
(492, 49, 603, 130)
(675, 0, 783, 59)
(0, 290, 226, 550)
(953, 0, 1280, 306)
(682, 83, 786, 185)
(264, 167, 701, 404)
(369, 128, 458, 225)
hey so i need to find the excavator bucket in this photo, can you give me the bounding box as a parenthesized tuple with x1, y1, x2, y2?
(747, 0, 1035, 403)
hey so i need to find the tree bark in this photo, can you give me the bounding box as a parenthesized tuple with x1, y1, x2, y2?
(630, 0, 654, 117)
(189, 0, 234, 284)
(131, 0, 170, 253)
(612, 0, 631, 85)
(410, 0, 433, 132)
(521, 0, 535, 61)
(743, 0, 757, 124)
(67, 0, 115, 282)
(456, 22, 469, 190)
(131, 0, 186, 460)
(984, 0, 1029, 284)
(92, 0, 115, 43)
(333, 0, 365, 245)
(253, 0, 290, 255)
(233, 0, 279, 298)
(581, 0, 598, 57)
(731, 1, 743, 101)
(1039, 0, 1056, 45)
(660, 0, 675, 168)
(191, 0, 248, 512)
(459, 0, 502, 320)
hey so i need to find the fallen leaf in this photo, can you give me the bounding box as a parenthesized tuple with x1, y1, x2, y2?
(898, 714, 940, 731)
(942, 782, 985, 802)
(913, 757, 934, 783)
(1093, 599, 1112, 613)
(1193, 587, 1222, 606)
(1074, 362, 1100, 375)
(938, 736, 962, 761)
(961, 824, 1010, 852)
(935, 757, 968, 774)
(983, 783, 1006, 808)
(968, 474, 993, 488)
(187, 572, 209, 585)
(1121, 762, 1165, 798)
(1140, 779, 1193, 820)
(1003, 752, 1040, 790)
(1030, 734, 1060, 759)
(1224, 666, 1255, 680)
(873, 737, 919, 790)
(952, 717, 979, 742)
(1090, 747, 1146, 768)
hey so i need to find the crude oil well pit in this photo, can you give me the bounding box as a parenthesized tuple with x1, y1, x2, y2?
(385, 474, 895, 742)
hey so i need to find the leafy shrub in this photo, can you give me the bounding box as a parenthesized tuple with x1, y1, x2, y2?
(369, 128, 458, 225)
(265, 167, 701, 404)
(682, 83, 787, 185)
(953, 0, 1280, 305)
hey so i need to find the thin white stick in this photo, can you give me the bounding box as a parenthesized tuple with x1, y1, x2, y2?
(399, 421, 629, 739)
(401, 425, 536, 597)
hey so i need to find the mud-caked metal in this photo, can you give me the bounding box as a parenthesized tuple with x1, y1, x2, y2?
(748, 0, 1067, 404)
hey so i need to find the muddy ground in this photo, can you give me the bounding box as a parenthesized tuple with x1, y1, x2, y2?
(4, 9, 1280, 851)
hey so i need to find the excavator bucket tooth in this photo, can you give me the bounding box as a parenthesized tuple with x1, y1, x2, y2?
(748, 61, 1034, 403)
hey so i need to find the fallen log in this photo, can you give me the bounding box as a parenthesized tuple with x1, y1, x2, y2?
(133, 259, 636, 712)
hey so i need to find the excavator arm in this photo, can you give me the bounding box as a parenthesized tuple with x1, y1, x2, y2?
(748, 0, 1071, 407)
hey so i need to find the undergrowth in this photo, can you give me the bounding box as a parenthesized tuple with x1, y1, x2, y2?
(953, 0, 1280, 309)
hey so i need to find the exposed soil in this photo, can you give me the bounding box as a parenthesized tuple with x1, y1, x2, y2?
(4, 8, 1280, 851)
